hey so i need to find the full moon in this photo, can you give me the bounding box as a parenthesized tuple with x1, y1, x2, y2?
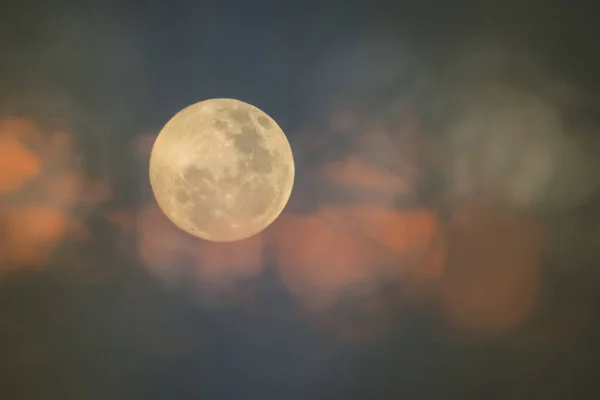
(149, 98, 295, 242)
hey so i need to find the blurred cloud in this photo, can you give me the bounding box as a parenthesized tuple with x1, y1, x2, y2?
(431, 42, 600, 213)
(132, 198, 444, 340)
(3, 206, 73, 267)
(273, 204, 444, 314)
(136, 202, 265, 295)
(0, 119, 42, 193)
(271, 131, 444, 340)
(422, 40, 600, 337)
(440, 201, 543, 338)
(0, 117, 111, 274)
(128, 39, 600, 342)
(1, 6, 599, 398)
(306, 36, 419, 112)
(322, 153, 411, 194)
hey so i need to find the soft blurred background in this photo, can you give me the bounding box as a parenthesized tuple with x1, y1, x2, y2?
(1, 0, 600, 399)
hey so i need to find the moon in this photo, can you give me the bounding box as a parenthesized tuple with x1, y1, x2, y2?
(149, 98, 295, 242)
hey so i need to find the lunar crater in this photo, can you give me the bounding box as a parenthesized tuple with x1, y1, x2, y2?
(232, 127, 262, 154)
(150, 98, 294, 242)
(257, 115, 272, 129)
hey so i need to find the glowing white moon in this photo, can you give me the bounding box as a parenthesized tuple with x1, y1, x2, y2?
(149, 98, 295, 242)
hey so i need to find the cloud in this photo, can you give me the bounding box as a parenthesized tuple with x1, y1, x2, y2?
(130, 41, 597, 341)
(3, 206, 72, 267)
(439, 201, 543, 338)
(273, 204, 444, 312)
(431, 41, 600, 213)
(321, 154, 412, 194)
(0, 117, 111, 275)
(0, 119, 42, 193)
(270, 117, 447, 340)
(135, 202, 266, 301)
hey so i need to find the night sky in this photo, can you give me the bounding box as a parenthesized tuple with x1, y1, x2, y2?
(1, 0, 600, 399)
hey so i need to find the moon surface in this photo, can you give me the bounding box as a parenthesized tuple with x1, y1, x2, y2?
(149, 98, 295, 242)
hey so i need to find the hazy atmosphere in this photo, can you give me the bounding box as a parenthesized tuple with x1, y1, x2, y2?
(1, 0, 599, 399)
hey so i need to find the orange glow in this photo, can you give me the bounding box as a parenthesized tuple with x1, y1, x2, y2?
(440, 201, 543, 338)
(0, 118, 43, 142)
(321, 155, 412, 193)
(273, 204, 444, 312)
(137, 203, 195, 269)
(0, 118, 110, 274)
(273, 211, 377, 310)
(0, 135, 41, 193)
(136, 203, 265, 291)
(272, 137, 444, 316)
(3, 206, 71, 267)
(43, 171, 84, 205)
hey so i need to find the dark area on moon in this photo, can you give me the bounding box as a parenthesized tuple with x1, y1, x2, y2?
(224, 106, 276, 174)
(179, 163, 275, 226)
(175, 106, 281, 229)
